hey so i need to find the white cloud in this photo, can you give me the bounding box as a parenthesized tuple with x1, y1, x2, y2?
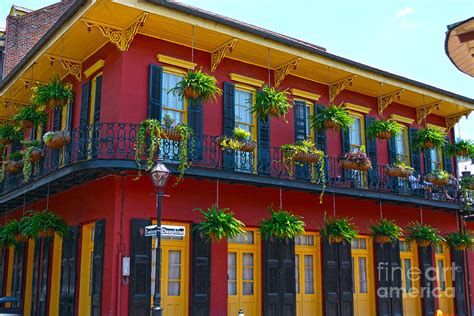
(396, 7, 415, 18)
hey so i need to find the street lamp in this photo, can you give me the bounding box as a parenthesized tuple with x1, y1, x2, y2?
(150, 159, 170, 316)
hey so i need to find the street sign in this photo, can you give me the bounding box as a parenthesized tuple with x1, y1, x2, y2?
(145, 224, 186, 238)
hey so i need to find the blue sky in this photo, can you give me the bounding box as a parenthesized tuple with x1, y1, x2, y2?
(1, 0, 473, 138)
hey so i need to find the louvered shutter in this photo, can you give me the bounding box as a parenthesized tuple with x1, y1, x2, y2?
(408, 128, 421, 176)
(188, 99, 203, 160)
(53, 106, 62, 131)
(190, 227, 211, 316)
(59, 226, 79, 316)
(452, 249, 468, 316)
(79, 81, 91, 160)
(294, 101, 309, 180)
(11, 245, 25, 308)
(339, 242, 353, 316)
(365, 117, 379, 188)
(30, 126, 36, 141)
(129, 219, 152, 316)
(91, 75, 103, 158)
(314, 104, 328, 179)
(257, 111, 271, 175)
(387, 137, 399, 191)
(419, 246, 435, 316)
(222, 82, 235, 170)
(148, 65, 163, 119)
(341, 128, 351, 180)
(39, 237, 53, 315)
(91, 220, 105, 316)
(443, 136, 453, 174)
(31, 239, 41, 315)
(0, 249, 5, 297)
(67, 96, 74, 130)
(263, 238, 296, 316)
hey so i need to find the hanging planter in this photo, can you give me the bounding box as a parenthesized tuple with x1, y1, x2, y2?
(385, 160, 414, 178)
(425, 169, 451, 186)
(13, 105, 48, 129)
(217, 127, 257, 153)
(369, 219, 403, 244)
(260, 207, 305, 240)
(461, 176, 474, 190)
(446, 139, 474, 159)
(405, 221, 444, 248)
(0, 217, 31, 245)
(0, 122, 22, 146)
(31, 75, 73, 108)
(43, 131, 71, 149)
(340, 146, 372, 171)
(367, 119, 402, 140)
(445, 231, 473, 251)
(23, 210, 69, 239)
(169, 69, 222, 102)
(412, 127, 447, 151)
(311, 105, 354, 131)
(6, 152, 23, 174)
(319, 215, 358, 244)
(250, 85, 292, 121)
(21, 140, 43, 182)
(193, 204, 245, 241)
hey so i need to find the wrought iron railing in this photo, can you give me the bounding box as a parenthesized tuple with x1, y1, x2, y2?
(0, 122, 462, 204)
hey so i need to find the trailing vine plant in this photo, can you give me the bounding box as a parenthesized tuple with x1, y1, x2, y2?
(134, 119, 164, 177)
(21, 140, 43, 182)
(0, 145, 6, 183)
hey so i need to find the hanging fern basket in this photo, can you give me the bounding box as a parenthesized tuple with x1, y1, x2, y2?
(14, 233, 28, 243)
(239, 141, 257, 152)
(385, 166, 413, 178)
(292, 152, 321, 164)
(37, 228, 55, 238)
(340, 160, 371, 172)
(29, 149, 44, 163)
(184, 87, 200, 99)
(377, 131, 393, 140)
(374, 236, 392, 244)
(417, 240, 432, 247)
(161, 127, 183, 142)
(323, 120, 340, 130)
(454, 244, 467, 251)
(329, 235, 344, 243)
(6, 161, 23, 174)
(21, 120, 35, 129)
(426, 176, 449, 186)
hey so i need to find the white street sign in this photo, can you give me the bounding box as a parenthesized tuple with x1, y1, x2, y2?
(145, 224, 186, 238)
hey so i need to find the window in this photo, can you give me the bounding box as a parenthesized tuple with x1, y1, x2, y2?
(295, 234, 315, 246)
(395, 126, 410, 163)
(162, 72, 187, 124)
(437, 259, 446, 291)
(242, 253, 254, 295)
(229, 231, 254, 244)
(351, 238, 367, 250)
(304, 255, 315, 294)
(228, 252, 237, 295)
(403, 258, 413, 293)
(400, 241, 412, 252)
(235, 88, 256, 140)
(168, 250, 182, 296)
(429, 148, 443, 171)
(349, 114, 365, 151)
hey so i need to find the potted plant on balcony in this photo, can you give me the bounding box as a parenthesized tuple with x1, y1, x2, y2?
(1, 217, 31, 245)
(6, 151, 23, 174)
(31, 76, 73, 108)
(446, 139, 474, 159)
(0, 146, 6, 183)
(217, 127, 257, 152)
(23, 210, 68, 239)
(405, 221, 444, 247)
(311, 105, 354, 131)
(369, 219, 403, 244)
(425, 169, 451, 186)
(0, 122, 21, 146)
(169, 69, 222, 102)
(320, 215, 358, 244)
(13, 105, 48, 129)
(412, 127, 447, 151)
(340, 146, 372, 171)
(461, 176, 474, 190)
(444, 231, 474, 251)
(21, 140, 43, 182)
(385, 160, 414, 178)
(367, 119, 402, 140)
(194, 204, 245, 241)
(251, 85, 292, 121)
(260, 207, 305, 240)
(43, 131, 71, 149)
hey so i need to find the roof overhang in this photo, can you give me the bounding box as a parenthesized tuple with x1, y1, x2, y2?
(445, 17, 474, 77)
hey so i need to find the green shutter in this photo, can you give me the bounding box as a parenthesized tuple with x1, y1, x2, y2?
(148, 65, 163, 120)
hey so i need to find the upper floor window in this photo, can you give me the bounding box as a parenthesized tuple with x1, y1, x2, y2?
(394, 126, 410, 164)
(429, 148, 443, 171)
(234, 87, 256, 140)
(304, 103, 314, 141)
(162, 72, 186, 124)
(349, 114, 365, 152)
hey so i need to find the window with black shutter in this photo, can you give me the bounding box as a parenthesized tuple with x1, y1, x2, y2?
(59, 226, 79, 316)
(365, 117, 378, 188)
(91, 220, 105, 316)
(30, 237, 53, 316)
(188, 99, 203, 160)
(443, 136, 454, 174)
(314, 104, 328, 180)
(78, 81, 91, 160)
(452, 249, 468, 316)
(190, 226, 211, 316)
(294, 101, 309, 180)
(222, 82, 236, 170)
(148, 65, 163, 120)
(10, 245, 26, 309)
(408, 128, 421, 176)
(419, 246, 436, 316)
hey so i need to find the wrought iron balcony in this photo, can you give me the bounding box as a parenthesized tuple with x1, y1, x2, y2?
(0, 122, 463, 207)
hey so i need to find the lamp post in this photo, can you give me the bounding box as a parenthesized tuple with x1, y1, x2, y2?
(150, 159, 170, 316)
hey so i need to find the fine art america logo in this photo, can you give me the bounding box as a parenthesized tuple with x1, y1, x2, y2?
(376, 262, 461, 299)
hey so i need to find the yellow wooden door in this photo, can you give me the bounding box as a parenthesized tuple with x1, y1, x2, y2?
(352, 237, 375, 315)
(435, 244, 454, 314)
(295, 233, 321, 316)
(151, 221, 189, 316)
(78, 222, 95, 316)
(400, 241, 422, 316)
(228, 229, 261, 316)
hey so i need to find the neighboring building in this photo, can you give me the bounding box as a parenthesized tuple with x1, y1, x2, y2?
(445, 17, 474, 77)
(0, 1, 473, 316)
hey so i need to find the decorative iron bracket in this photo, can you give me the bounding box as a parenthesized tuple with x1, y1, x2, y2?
(45, 55, 82, 81)
(82, 12, 148, 52)
(416, 101, 443, 124)
(446, 110, 472, 132)
(211, 38, 238, 72)
(329, 75, 356, 104)
(377, 89, 403, 115)
(274, 57, 301, 87)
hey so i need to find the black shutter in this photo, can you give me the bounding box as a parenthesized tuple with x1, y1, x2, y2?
(30, 126, 37, 141)
(129, 219, 152, 316)
(222, 82, 235, 170)
(67, 96, 74, 130)
(79, 81, 91, 160)
(443, 136, 453, 174)
(53, 107, 62, 131)
(452, 250, 468, 316)
(294, 101, 309, 180)
(91, 220, 105, 316)
(408, 128, 421, 176)
(365, 117, 379, 188)
(375, 242, 403, 316)
(188, 99, 203, 160)
(59, 226, 79, 316)
(0, 249, 5, 297)
(11, 245, 25, 309)
(38, 237, 52, 316)
(263, 238, 296, 316)
(31, 239, 41, 316)
(388, 137, 397, 164)
(258, 112, 271, 175)
(148, 65, 163, 119)
(423, 150, 432, 175)
(93, 75, 102, 124)
(314, 104, 328, 179)
(419, 246, 435, 316)
(339, 242, 353, 316)
(341, 128, 351, 180)
(190, 227, 211, 316)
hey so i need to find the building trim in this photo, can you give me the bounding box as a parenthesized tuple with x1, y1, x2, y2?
(390, 114, 414, 125)
(345, 102, 371, 114)
(290, 88, 321, 101)
(84, 59, 105, 78)
(156, 54, 196, 70)
(229, 73, 264, 87)
(427, 123, 446, 132)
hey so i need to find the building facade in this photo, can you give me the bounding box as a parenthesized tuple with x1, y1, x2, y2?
(0, 1, 473, 316)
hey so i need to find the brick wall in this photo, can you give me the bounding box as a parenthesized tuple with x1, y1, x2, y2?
(3, 0, 75, 77)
